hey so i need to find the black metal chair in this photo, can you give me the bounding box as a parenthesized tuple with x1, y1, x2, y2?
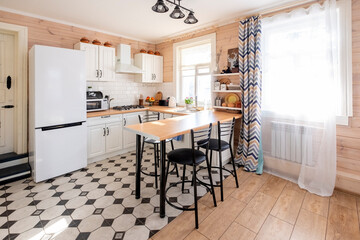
(165, 124, 217, 229)
(197, 117, 239, 202)
(138, 112, 179, 188)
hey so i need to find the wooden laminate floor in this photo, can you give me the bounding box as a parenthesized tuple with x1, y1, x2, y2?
(151, 169, 360, 240)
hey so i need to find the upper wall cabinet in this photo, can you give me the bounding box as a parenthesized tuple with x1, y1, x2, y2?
(134, 53, 163, 83)
(74, 42, 115, 82)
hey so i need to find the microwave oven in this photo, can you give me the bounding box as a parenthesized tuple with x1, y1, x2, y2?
(86, 91, 108, 112)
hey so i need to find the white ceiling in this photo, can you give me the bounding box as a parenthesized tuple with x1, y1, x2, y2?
(0, 0, 301, 43)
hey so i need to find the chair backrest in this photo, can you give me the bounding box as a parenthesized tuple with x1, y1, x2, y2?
(217, 117, 236, 144)
(138, 112, 160, 124)
(190, 124, 212, 163)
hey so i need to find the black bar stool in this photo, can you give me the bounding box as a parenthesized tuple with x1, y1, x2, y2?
(197, 117, 239, 202)
(138, 112, 179, 188)
(165, 124, 217, 229)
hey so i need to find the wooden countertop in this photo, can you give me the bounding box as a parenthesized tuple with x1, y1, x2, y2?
(86, 106, 195, 118)
(124, 110, 242, 141)
(86, 108, 150, 118)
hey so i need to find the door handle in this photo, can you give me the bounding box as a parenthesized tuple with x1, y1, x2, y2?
(123, 118, 127, 126)
(106, 127, 109, 135)
(7, 76, 11, 89)
(96, 70, 99, 78)
(154, 74, 156, 80)
(2, 105, 14, 109)
(103, 128, 106, 136)
(100, 70, 103, 78)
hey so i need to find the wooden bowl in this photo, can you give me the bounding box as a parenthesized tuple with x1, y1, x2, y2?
(154, 51, 161, 56)
(104, 41, 112, 47)
(147, 50, 154, 55)
(80, 37, 89, 43)
(140, 49, 147, 53)
(92, 39, 101, 45)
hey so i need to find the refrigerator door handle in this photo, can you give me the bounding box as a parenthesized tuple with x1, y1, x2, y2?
(39, 121, 85, 131)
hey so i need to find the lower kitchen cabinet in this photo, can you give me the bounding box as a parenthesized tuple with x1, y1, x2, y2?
(105, 121, 123, 153)
(123, 112, 144, 149)
(87, 115, 123, 160)
(87, 124, 106, 158)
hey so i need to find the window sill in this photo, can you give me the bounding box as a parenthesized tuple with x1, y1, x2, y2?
(336, 116, 349, 126)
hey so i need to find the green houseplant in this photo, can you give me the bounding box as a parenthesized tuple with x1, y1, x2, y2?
(185, 97, 194, 110)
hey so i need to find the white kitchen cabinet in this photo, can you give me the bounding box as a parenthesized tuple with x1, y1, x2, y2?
(99, 46, 116, 81)
(123, 112, 143, 148)
(74, 42, 115, 82)
(87, 124, 106, 158)
(134, 53, 163, 83)
(87, 115, 123, 161)
(105, 121, 123, 153)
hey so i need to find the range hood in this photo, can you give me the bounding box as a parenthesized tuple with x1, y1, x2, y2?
(116, 44, 143, 74)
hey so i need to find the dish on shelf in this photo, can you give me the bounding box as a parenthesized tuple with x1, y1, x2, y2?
(80, 37, 90, 43)
(219, 78, 231, 85)
(104, 41, 112, 47)
(92, 39, 101, 45)
(227, 84, 241, 90)
(225, 93, 240, 104)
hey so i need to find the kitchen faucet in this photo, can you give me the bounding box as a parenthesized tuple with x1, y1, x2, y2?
(105, 95, 114, 109)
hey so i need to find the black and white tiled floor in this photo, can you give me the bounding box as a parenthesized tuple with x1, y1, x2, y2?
(0, 147, 232, 240)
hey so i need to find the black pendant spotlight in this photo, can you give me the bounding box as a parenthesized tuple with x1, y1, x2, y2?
(152, 0, 169, 13)
(152, 0, 198, 24)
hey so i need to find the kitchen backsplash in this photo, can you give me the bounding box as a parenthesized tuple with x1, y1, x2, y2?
(87, 74, 175, 106)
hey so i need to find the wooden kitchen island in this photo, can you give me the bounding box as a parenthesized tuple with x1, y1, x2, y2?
(124, 110, 242, 218)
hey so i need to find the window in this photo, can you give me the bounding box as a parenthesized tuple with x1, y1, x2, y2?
(174, 33, 216, 105)
(262, 0, 352, 125)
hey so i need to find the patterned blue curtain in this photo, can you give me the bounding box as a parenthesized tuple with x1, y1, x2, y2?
(236, 16, 263, 172)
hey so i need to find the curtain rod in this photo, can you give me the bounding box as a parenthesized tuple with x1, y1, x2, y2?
(237, 0, 324, 20)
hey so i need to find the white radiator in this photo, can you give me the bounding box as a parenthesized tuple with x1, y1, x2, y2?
(271, 121, 316, 166)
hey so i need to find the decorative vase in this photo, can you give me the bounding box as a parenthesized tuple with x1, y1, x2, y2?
(186, 103, 193, 110)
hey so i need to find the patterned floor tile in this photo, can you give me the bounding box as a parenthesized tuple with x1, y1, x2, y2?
(0, 147, 234, 240)
(78, 215, 104, 232)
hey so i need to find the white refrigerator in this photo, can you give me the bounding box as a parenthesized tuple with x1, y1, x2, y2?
(29, 45, 87, 182)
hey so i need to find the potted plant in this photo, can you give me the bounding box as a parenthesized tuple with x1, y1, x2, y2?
(185, 97, 194, 110)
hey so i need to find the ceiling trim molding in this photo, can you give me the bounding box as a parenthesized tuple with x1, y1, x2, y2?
(155, 0, 317, 43)
(0, 6, 156, 44)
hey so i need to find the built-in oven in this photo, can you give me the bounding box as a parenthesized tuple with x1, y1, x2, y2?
(86, 91, 108, 112)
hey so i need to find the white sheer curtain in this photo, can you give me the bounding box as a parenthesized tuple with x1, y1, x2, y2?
(261, 0, 338, 196)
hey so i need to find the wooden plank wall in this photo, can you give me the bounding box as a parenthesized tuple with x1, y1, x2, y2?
(0, 10, 155, 54)
(335, 0, 360, 195)
(156, 0, 360, 195)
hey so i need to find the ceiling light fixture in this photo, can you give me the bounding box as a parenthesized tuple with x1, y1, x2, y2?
(152, 0, 169, 13)
(152, 0, 198, 24)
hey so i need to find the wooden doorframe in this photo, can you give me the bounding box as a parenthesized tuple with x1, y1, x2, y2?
(0, 22, 28, 154)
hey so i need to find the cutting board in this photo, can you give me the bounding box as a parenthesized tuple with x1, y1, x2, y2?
(154, 91, 162, 106)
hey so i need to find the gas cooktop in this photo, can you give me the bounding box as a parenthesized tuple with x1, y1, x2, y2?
(113, 105, 145, 111)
